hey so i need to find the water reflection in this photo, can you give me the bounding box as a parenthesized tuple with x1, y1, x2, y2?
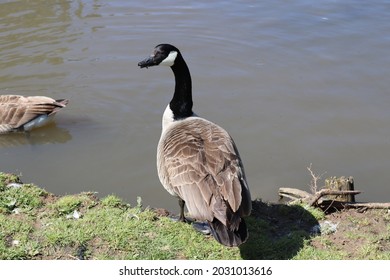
(0, 124, 71, 148)
(0, 0, 73, 68)
(0, 0, 102, 81)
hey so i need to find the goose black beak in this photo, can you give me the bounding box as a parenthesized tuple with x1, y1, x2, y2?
(138, 56, 157, 69)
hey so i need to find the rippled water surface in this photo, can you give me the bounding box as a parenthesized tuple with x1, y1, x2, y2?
(1, 0, 390, 211)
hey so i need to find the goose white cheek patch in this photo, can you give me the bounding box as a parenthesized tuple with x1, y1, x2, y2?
(160, 51, 177, 66)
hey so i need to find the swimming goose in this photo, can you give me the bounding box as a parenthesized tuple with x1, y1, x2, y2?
(138, 44, 251, 247)
(0, 95, 68, 134)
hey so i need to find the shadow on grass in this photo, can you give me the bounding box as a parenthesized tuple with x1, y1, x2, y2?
(239, 200, 319, 259)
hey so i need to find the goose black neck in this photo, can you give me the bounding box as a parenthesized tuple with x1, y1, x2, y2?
(169, 54, 193, 119)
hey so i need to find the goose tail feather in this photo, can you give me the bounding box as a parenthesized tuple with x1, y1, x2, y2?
(208, 218, 248, 247)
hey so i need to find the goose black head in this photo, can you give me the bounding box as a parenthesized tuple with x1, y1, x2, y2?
(138, 44, 180, 69)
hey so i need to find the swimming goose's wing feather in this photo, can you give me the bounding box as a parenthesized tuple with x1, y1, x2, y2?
(159, 118, 250, 225)
(0, 95, 68, 133)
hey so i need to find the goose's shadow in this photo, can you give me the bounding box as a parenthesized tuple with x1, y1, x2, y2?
(239, 200, 320, 259)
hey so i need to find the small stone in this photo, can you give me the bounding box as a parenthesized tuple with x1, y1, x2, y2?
(66, 210, 81, 219)
(6, 183, 23, 188)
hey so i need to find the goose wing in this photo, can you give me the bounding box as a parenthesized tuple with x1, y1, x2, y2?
(158, 118, 251, 224)
(0, 95, 68, 133)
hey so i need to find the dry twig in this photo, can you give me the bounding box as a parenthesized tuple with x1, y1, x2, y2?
(307, 163, 326, 193)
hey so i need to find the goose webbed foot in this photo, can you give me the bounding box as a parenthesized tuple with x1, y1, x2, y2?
(192, 222, 211, 235)
(169, 216, 210, 235)
(169, 216, 192, 223)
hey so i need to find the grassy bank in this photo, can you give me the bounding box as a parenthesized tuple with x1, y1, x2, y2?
(1, 172, 389, 260)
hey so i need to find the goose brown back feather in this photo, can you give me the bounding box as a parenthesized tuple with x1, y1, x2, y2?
(157, 117, 251, 227)
(0, 95, 68, 133)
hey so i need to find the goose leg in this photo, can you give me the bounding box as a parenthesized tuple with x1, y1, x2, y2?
(24, 130, 31, 139)
(24, 130, 35, 148)
(178, 198, 210, 234)
(169, 198, 189, 223)
(178, 198, 186, 222)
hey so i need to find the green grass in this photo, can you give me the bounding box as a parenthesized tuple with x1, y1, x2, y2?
(101, 194, 124, 208)
(0, 172, 243, 260)
(0, 182, 47, 215)
(1, 171, 389, 260)
(0, 214, 39, 259)
(294, 240, 348, 260)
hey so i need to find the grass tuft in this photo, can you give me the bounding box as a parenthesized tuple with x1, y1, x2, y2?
(101, 195, 124, 208)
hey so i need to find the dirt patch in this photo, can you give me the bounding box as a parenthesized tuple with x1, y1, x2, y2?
(309, 208, 390, 258)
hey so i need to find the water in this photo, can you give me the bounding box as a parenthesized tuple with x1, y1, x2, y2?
(1, 0, 390, 213)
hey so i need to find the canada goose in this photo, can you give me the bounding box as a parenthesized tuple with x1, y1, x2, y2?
(138, 44, 252, 247)
(0, 95, 68, 134)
